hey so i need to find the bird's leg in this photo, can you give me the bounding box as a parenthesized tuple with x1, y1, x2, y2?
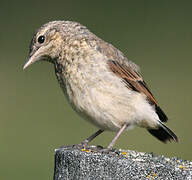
(107, 123, 128, 150)
(78, 129, 104, 148)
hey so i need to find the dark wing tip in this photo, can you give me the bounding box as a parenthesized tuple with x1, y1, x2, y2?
(155, 105, 168, 122)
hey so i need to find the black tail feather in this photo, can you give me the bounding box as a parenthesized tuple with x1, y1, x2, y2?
(148, 122, 178, 143)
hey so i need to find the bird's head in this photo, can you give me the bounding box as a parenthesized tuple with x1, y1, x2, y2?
(23, 21, 89, 70)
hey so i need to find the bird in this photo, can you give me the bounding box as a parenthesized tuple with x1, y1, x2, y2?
(23, 21, 178, 150)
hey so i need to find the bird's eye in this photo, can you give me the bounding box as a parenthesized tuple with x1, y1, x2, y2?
(37, 35, 45, 44)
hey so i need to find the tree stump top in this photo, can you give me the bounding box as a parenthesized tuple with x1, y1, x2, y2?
(54, 146, 192, 180)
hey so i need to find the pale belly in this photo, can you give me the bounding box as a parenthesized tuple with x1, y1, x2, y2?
(63, 80, 159, 132)
(55, 66, 159, 132)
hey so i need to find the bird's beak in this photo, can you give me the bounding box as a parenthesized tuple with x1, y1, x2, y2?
(23, 56, 35, 70)
(23, 49, 43, 70)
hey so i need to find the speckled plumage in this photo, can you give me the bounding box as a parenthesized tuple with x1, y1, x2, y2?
(24, 21, 178, 149)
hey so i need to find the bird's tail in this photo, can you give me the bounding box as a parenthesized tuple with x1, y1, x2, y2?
(147, 121, 178, 143)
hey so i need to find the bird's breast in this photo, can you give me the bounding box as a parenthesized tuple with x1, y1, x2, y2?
(54, 59, 136, 131)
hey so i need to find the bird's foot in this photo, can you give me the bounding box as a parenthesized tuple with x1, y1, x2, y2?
(98, 148, 113, 153)
(71, 143, 120, 155)
(72, 142, 88, 149)
(72, 139, 103, 150)
(97, 148, 122, 155)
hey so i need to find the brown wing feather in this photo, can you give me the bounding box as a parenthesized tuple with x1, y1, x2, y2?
(107, 60, 157, 105)
(91, 39, 167, 122)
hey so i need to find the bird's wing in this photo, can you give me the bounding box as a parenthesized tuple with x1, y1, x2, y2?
(91, 38, 157, 105)
(107, 60, 157, 105)
(91, 38, 167, 122)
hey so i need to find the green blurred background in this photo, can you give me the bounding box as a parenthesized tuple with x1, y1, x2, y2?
(0, 0, 192, 179)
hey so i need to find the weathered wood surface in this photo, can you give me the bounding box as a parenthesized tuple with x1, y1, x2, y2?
(54, 146, 192, 180)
